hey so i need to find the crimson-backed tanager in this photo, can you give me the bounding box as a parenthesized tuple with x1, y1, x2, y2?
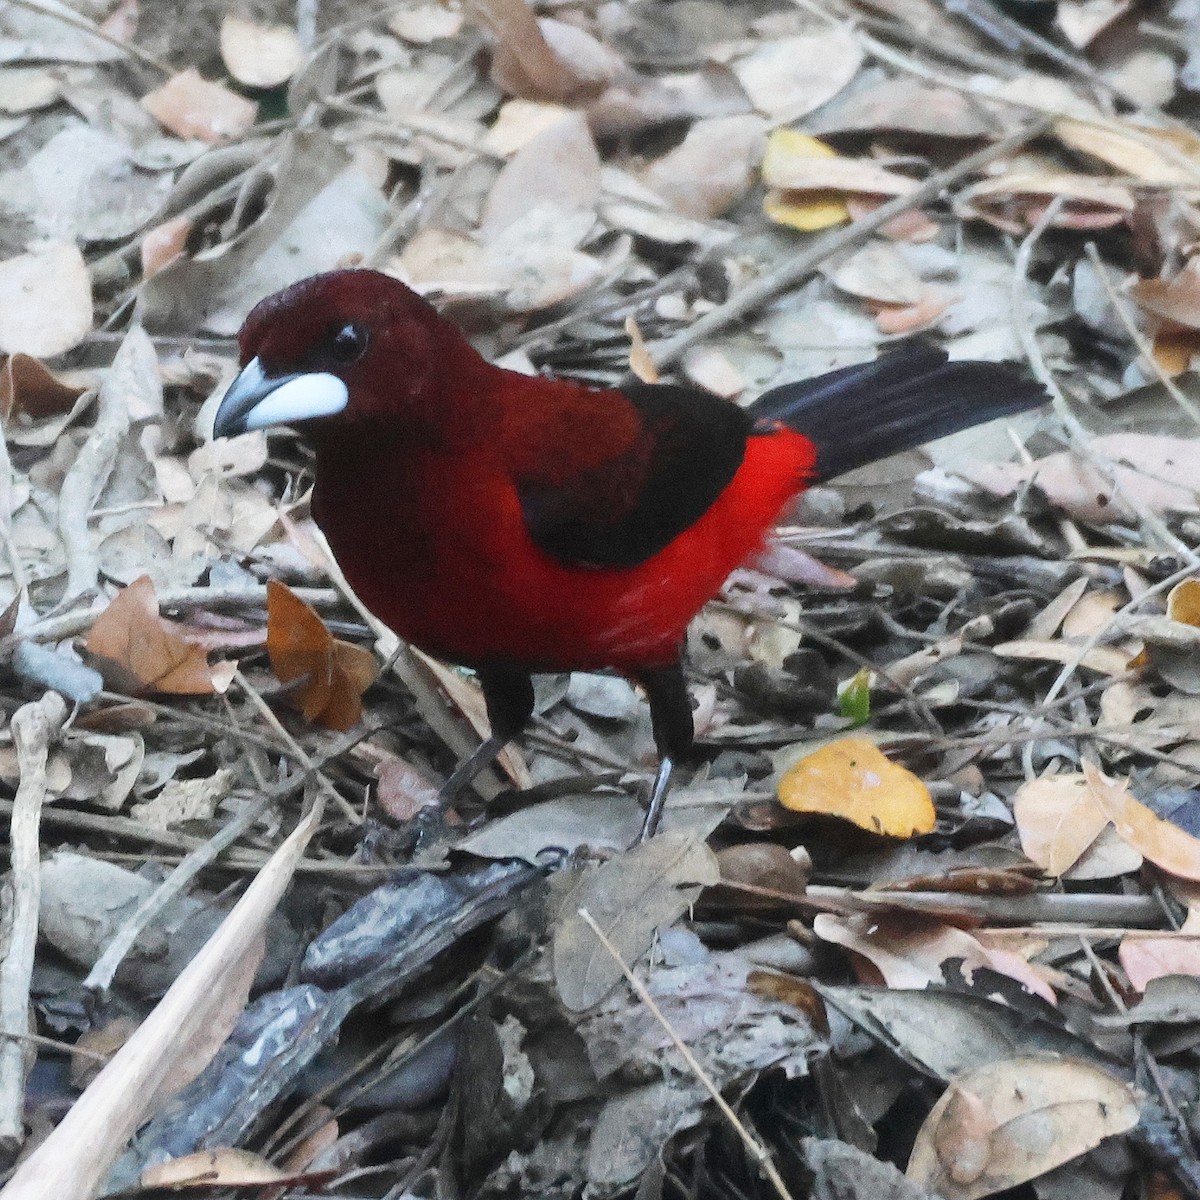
(214, 269, 1045, 840)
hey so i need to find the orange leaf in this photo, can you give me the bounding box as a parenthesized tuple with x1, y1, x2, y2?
(1084, 760, 1200, 881)
(777, 736, 935, 836)
(1168, 578, 1200, 627)
(86, 576, 235, 696)
(1151, 328, 1200, 376)
(0, 352, 87, 422)
(266, 580, 377, 731)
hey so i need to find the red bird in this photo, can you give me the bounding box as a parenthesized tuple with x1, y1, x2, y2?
(214, 269, 1044, 839)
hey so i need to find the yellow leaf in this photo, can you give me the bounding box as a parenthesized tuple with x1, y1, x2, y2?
(762, 128, 838, 173)
(777, 736, 934, 836)
(761, 131, 849, 231)
(1169, 578, 1200, 627)
(764, 188, 849, 231)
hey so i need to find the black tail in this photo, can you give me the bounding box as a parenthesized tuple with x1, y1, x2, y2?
(749, 343, 1047, 482)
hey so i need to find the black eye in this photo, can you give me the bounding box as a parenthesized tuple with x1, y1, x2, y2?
(329, 323, 368, 363)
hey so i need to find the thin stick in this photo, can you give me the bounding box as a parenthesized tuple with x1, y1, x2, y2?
(0, 692, 68, 1152)
(234, 669, 361, 822)
(643, 117, 1052, 373)
(1082, 241, 1200, 430)
(1, 584, 340, 656)
(577, 908, 796, 1200)
(1011, 198, 1197, 562)
(1041, 561, 1199, 710)
(2, 0, 173, 73)
(81, 786, 284, 997)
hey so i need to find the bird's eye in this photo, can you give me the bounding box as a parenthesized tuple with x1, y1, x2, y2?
(329, 323, 368, 363)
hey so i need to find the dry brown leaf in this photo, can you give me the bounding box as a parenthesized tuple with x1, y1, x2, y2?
(1013, 772, 1139, 877)
(1017, 768, 1200, 883)
(812, 75, 996, 140)
(625, 316, 658, 384)
(1083, 760, 1200, 881)
(141, 215, 192, 280)
(957, 171, 1134, 234)
(992, 639, 1133, 675)
(871, 291, 952, 335)
(480, 111, 600, 238)
(482, 98, 576, 156)
(130, 769, 234, 831)
(640, 114, 766, 219)
(86, 576, 236, 696)
(0, 67, 59, 114)
(1119, 935, 1200, 993)
(1055, 118, 1200, 185)
(219, 16, 304, 89)
(474, 0, 618, 103)
(959, 434, 1200, 523)
(553, 831, 719, 1010)
(763, 140, 920, 197)
(777, 736, 935, 837)
(266, 579, 377, 731)
(142, 1147, 335, 1189)
(731, 29, 862, 120)
(389, 3, 465, 42)
(906, 1056, 1139, 1199)
(141, 69, 258, 143)
(829, 241, 925, 306)
(1132, 263, 1200, 331)
(374, 755, 441, 822)
(682, 345, 744, 399)
(0, 352, 87, 422)
(813, 913, 1056, 1002)
(0, 242, 92, 358)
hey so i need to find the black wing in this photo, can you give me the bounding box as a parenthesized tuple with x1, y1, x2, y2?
(518, 382, 751, 569)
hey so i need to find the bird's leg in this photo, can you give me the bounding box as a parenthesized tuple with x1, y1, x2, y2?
(440, 663, 534, 803)
(634, 661, 694, 842)
(639, 757, 675, 845)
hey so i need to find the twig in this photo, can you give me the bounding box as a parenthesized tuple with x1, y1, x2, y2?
(643, 117, 1052, 373)
(234, 669, 361, 822)
(313, 533, 501, 798)
(801, 886, 1164, 926)
(1011, 197, 1198, 562)
(57, 331, 155, 600)
(577, 907, 796, 1200)
(81, 787, 284, 997)
(0, 1030, 108, 1063)
(0, 691, 68, 1152)
(1, 0, 173, 73)
(1082, 241, 1200, 430)
(1040, 561, 1199, 710)
(0, 583, 341, 657)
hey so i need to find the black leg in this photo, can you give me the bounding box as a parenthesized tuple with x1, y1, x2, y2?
(441, 663, 534, 802)
(633, 661, 693, 841)
(478, 662, 535, 742)
(637, 661, 694, 762)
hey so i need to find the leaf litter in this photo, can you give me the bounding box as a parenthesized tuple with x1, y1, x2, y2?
(6, 0, 1200, 1197)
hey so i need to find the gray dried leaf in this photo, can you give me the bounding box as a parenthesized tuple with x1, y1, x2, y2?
(553, 832, 719, 1011)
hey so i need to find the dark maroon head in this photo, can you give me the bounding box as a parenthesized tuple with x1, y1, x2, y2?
(213, 269, 478, 439)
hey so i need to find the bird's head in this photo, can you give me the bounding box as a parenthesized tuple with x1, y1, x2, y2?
(213, 269, 474, 441)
